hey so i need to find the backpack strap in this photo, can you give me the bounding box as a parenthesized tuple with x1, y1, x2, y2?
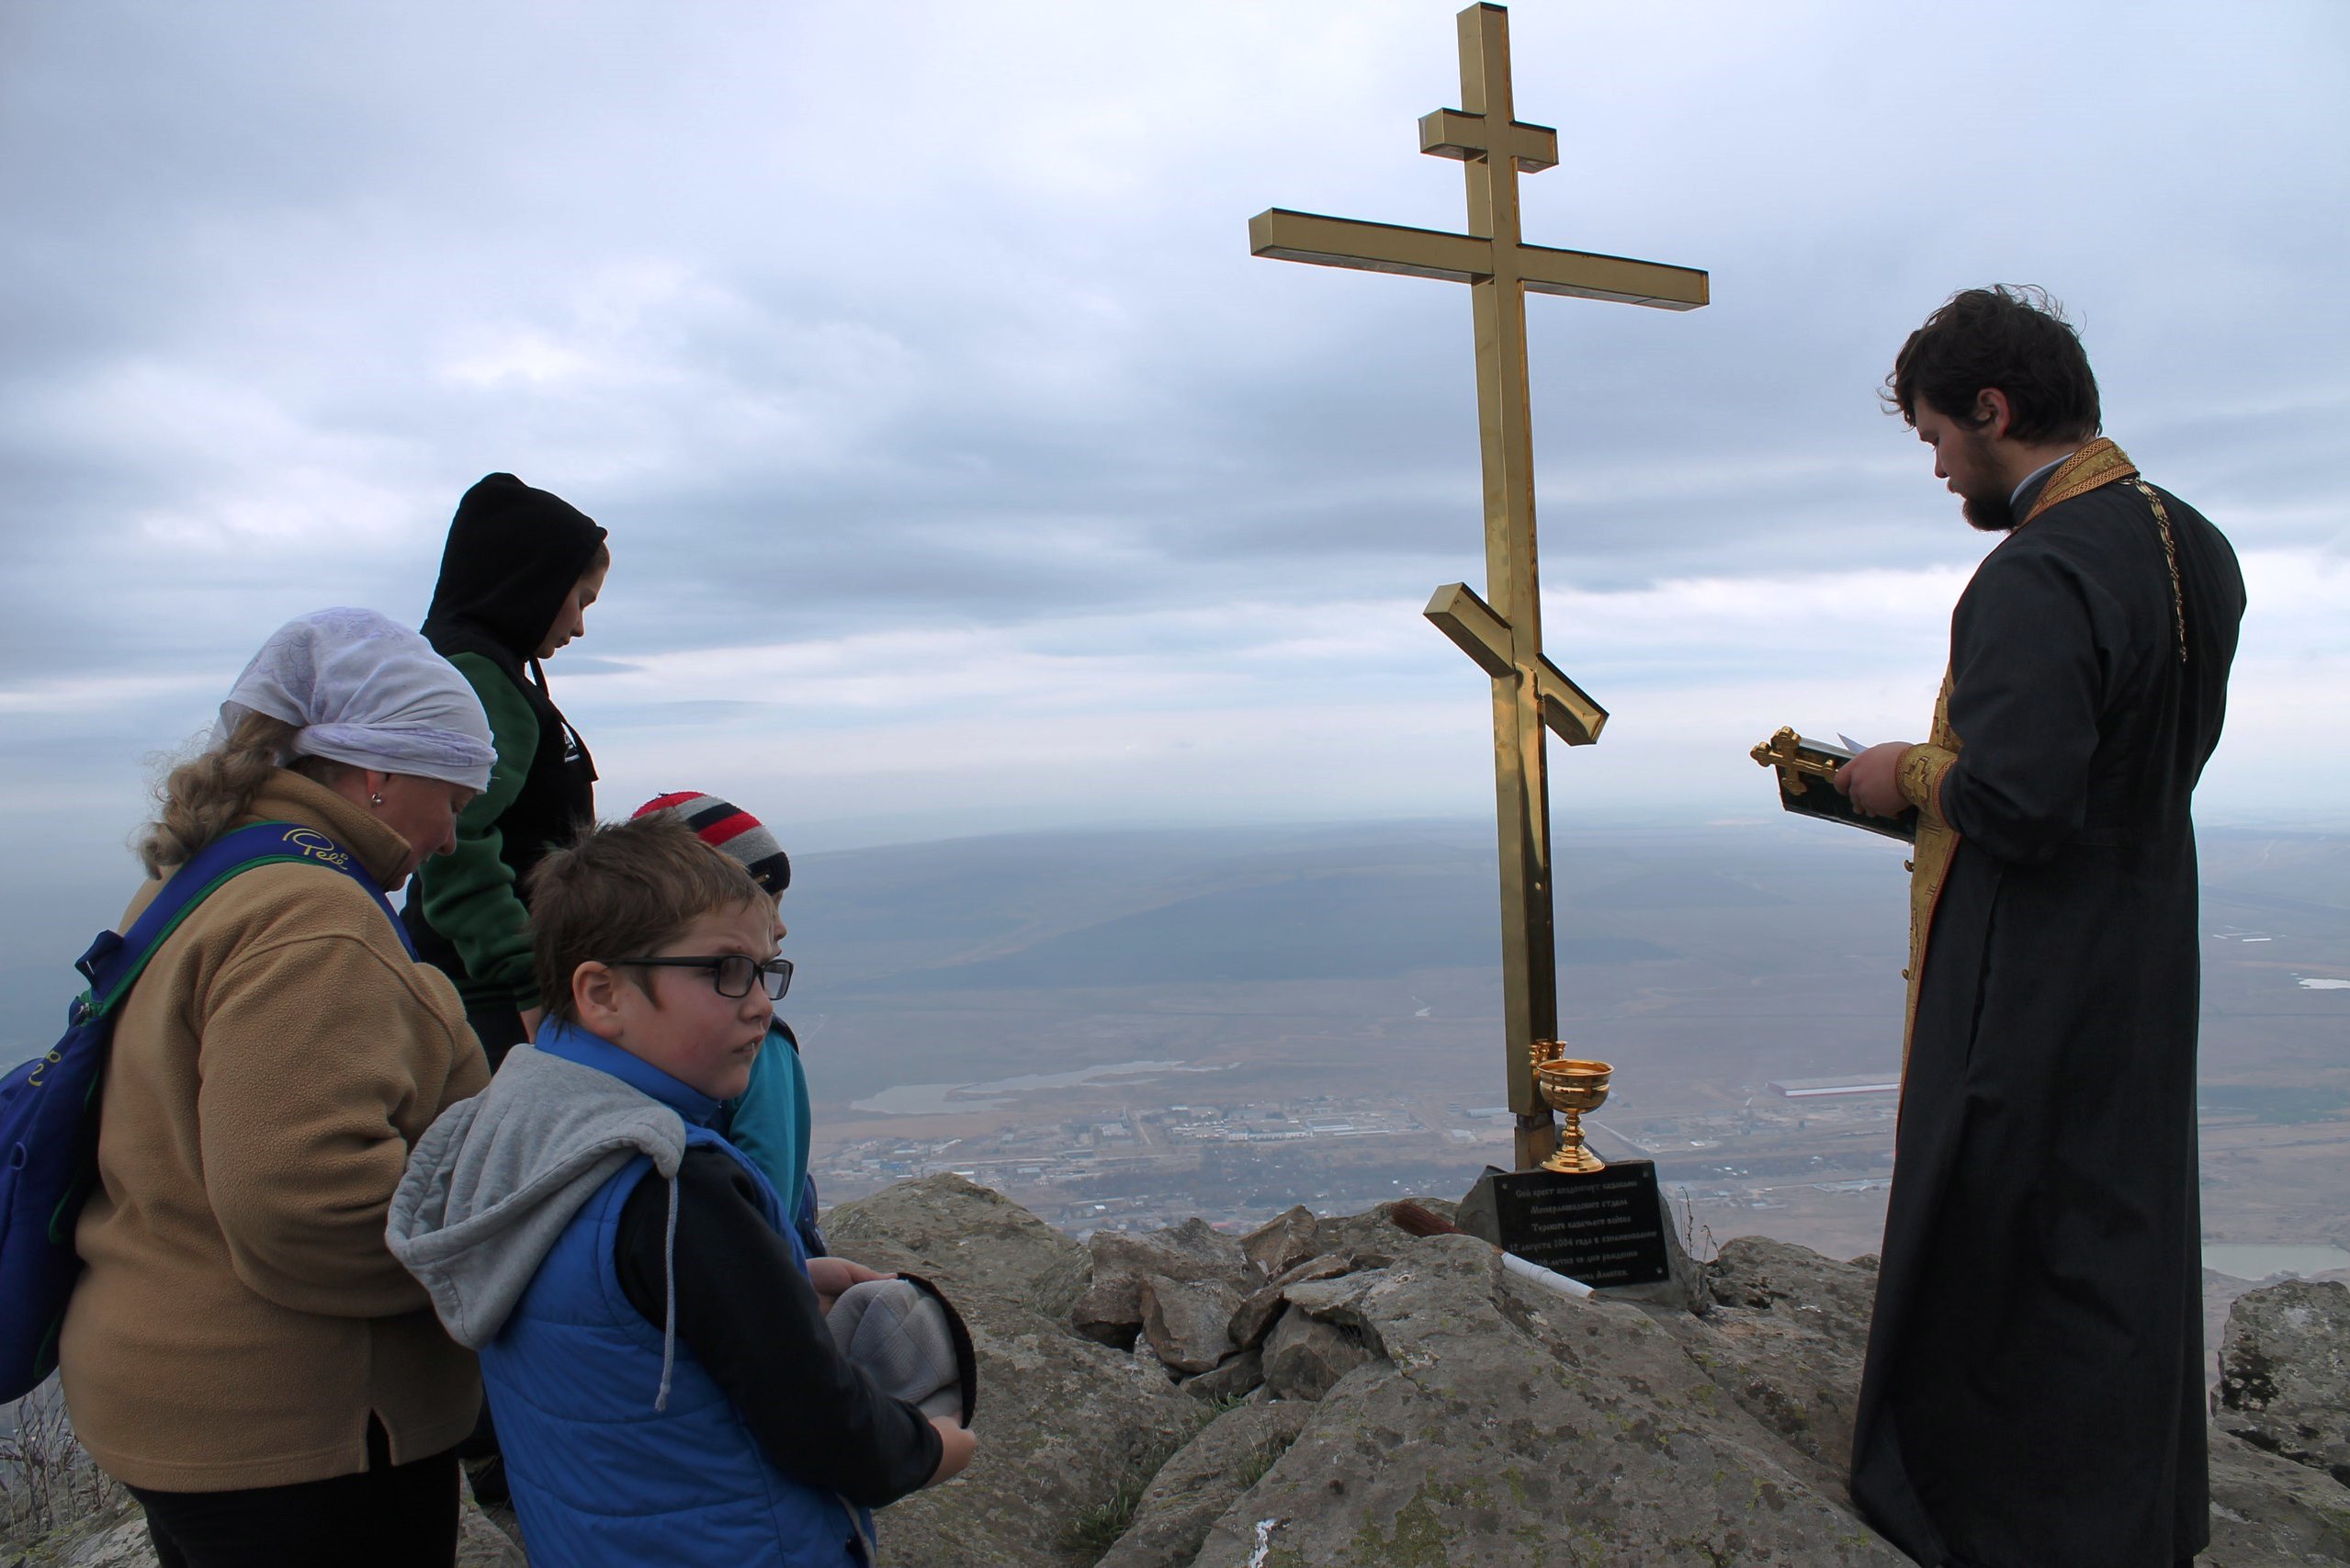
(79, 821, 417, 1021)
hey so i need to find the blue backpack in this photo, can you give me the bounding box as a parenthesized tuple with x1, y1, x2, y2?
(0, 821, 415, 1402)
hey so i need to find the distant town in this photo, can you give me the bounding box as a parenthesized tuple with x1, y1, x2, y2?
(810, 1074, 1912, 1255)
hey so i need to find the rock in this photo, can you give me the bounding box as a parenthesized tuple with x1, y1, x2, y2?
(2206, 1426, 2350, 1565)
(1260, 1303, 1374, 1401)
(49, 1514, 153, 1568)
(457, 1496, 527, 1567)
(820, 1180, 1203, 1567)
(1069, 1217, 1255, 1349)
(1139, 1275, 1244, 1376)
(821, 1172, 1090, 1319)
(1091, 1402, 1311, 1568)
(1708, 1235, 1881, 1324)
(2214, 1280, 2350, 1486)
(1183, 1348, 1264, 1404)
(1189, 1234, 1910, 1566)
(1310, 1197, 1454, 1270)
(1240, 1205, 1321, 1278)
(1225, 1285, 1286, 1353)
(1656, 1236, 1881, 1493)
(1228, 1253, 1351, 1351)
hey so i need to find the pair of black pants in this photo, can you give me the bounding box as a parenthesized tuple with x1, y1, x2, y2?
(128, 1418, 459, 1568)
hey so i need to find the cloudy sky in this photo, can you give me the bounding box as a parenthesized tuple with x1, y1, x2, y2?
(3, 0, 2345, 954)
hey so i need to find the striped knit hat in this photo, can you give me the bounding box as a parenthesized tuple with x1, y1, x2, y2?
(631, 791, 792, 896)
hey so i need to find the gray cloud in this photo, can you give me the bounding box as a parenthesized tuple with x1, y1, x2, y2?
(2, 0, 2344, 865)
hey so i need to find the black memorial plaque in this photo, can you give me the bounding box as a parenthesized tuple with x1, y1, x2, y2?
(1459, 1160, 1671, 1288)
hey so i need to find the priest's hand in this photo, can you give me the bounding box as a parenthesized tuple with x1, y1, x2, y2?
(1836, 742, 1913, 817)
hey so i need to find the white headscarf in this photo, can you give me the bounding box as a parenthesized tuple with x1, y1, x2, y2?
(213, 608, 498, 792)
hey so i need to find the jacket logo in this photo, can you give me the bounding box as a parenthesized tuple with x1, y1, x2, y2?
(280, 829, 354, 872)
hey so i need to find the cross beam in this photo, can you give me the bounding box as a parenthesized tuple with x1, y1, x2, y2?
(1250, 3, 1706, 1169)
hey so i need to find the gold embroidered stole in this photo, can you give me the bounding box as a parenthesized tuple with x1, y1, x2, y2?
(1896, 438, 2142, 1074)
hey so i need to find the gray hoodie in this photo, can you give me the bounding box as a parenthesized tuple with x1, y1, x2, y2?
(387, 1042, 689, 1399)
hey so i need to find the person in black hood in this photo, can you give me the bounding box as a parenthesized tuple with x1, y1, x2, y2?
(403, 473, 610, 1068)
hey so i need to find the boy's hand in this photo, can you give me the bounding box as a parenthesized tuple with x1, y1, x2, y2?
(808, 1256, 893, 1315)
(927, 1417, 977, 1484)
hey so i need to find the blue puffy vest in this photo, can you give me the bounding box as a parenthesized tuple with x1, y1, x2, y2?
(482, 1122, 870, 1567)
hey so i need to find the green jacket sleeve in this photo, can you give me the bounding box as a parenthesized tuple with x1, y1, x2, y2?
(415, 652, 540, 1006)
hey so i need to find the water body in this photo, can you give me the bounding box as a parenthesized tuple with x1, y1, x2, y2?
(2202, 1243, 2350, 1280)
(851, 1058, 1198, 1116)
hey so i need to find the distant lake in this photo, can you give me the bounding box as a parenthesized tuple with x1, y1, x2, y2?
(2203, 1243, 2350, 1280)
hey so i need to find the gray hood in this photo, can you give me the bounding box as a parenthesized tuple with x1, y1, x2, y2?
(388, 1043, 687, 1350)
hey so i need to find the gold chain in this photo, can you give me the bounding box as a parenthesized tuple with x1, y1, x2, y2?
(2130, 479, 2189, 665)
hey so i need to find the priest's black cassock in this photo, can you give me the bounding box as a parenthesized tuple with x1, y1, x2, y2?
(1849, 443, 2245, 1568)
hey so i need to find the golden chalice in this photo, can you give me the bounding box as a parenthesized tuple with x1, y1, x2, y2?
(1534, 1056, 1612, 1174)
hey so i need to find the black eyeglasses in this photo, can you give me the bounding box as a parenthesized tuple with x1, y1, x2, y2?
(607, 954, 793, 1000)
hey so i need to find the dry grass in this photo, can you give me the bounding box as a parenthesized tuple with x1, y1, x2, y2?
(0, 1381, 127, 1551)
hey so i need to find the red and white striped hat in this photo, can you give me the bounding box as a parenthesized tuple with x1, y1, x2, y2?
(630, 791, 792, 896)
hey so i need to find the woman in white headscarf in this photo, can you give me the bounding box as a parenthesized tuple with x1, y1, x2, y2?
(59, 609, 500, 1568)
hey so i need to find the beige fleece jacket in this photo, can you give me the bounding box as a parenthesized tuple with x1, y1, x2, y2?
(59, 773, 491, 1491)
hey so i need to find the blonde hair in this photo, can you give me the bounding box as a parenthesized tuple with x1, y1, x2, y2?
(139, 712, 350, 877)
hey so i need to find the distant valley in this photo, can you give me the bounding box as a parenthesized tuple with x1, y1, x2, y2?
(5, 818, 2344, 1270)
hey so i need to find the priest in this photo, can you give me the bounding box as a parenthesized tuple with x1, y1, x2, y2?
(1836, 286, 2244, 1567)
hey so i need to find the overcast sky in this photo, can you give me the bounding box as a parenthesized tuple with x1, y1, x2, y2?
(3, 0, 2345, 957)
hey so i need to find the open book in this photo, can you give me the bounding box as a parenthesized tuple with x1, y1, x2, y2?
(1749, 728, 1917, 843)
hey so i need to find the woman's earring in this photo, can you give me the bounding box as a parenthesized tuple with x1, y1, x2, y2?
(370, 793, 385, 806)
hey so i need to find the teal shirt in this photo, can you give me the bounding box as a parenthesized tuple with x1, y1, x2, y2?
(722, 1021, 808, 1219)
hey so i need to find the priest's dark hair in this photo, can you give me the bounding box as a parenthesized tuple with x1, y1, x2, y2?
(1885, 285, 2101, 444)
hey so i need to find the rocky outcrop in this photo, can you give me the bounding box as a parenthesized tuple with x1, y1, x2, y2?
(1238, 1205, 1320, 1279)
(1658, 1234, 1881, 1493)
(825, 1179, 1204, 1568)
(2214, 1279, 2350, 1486)
(1090, 1403, 1311, 1568)
(823, 1170, 1092, 1320)
(17, 1179, 2341, 1567)
(1259, 1305, 1373, 1401)
(1069, 1217, 1257, 1350)
(1192, 1234, 1910, 1565)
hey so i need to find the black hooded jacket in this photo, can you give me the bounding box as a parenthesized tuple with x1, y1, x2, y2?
(402, 473, 607, 1010)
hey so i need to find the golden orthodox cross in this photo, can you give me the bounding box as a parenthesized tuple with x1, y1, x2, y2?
(1250, 3, 1707, 1170)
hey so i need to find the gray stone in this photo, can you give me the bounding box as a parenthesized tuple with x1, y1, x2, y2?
(1228, 1254, 1350, 1351)
(1091, 1403, 1310, 1568)
(1240, 1204, 1320, 1278)
(2214, 1279, 2350, 1486)
(1182, 1347, 1264, 1404)
(457, 1497, 527, 1568)
(1655, 1235, 1880, 1493)
(1140, 1275, 1245, 1376)
(823, 1173, 1091, 1319)
(1273, 1251, 1355, 1290)
(1189, 1234, 1910, 1567)
(2206, 1427, 2350, 1565)
(1310, 1196, 1454, 1270)
(1225, 1284, 1286, 1352)
(1070, 1218, 1255, 1349)
(49, 1515, 153, 1568)
(1260, 1302, 1375, 1402)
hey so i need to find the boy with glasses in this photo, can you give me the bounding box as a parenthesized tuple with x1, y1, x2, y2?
(390, 816, 973, 1567)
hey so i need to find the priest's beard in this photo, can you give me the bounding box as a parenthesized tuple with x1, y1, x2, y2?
(1960, 488, 2017, 532)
